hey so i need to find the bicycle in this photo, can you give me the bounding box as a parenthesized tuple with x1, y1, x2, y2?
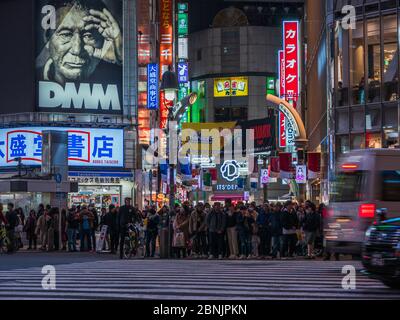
(0, 225, 10, 254)
(123, 223, 143, 259)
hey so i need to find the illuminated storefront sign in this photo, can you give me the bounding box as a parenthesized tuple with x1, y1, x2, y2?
(0, 127, 124, 168)
(177, 13, 188, 36)
(159, 0, 173, 78)
(178, 62, 189, 83)
(283, 21, 300, 104)
(214, 77, 248, 97)
(160, 91, 173, 129)
(138, 109, 150, 145)
(278, 50, 286, 148)
(147, 63, 159, 110)
(178, 38, 188, 60)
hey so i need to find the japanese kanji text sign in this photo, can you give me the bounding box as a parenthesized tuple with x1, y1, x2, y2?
(147, 63, 159, 110)
(283, 21, 300, 104)
(159, 0, 173, 78)
(0, 127, 123, 167)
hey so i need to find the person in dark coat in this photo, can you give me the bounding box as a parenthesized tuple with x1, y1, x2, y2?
(118, 198, 141, 259)
(145, 208, 160, 258)
(206, 202, 227, 260)
(106, 204, 119, 254)
(6, 203, 18, 253)
(256, 204, 271, 258)
(281, 201, 299, 258)
(270, 202, 283, 259)
(24, 210, 37, 250)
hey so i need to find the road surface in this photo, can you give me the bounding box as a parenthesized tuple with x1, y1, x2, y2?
(0, 252, 399, 300)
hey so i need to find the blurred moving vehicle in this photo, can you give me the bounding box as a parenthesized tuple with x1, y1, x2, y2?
(325, 149, 400, 257)
(362, 214, 400, 289)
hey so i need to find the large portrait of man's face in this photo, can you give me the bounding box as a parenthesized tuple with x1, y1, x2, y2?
(48, 5, 100, 84)
(36, 0, 123, 113)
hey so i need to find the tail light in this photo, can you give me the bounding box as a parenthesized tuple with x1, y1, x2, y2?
(358, 204, 376, 218)
(322, 207, 333, 218)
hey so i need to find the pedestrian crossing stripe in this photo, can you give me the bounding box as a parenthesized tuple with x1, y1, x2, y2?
(0, 260, 399, 300)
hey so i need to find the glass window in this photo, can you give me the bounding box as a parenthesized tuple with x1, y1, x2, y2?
(336, 23, 350, 106)
(383, 15, 398, 102)
(366, 132, 382, 148)
(365, 106, 381, 130)
(331, 171, 366, 202)
(336, 108, 349, 133)
(351, 134, 365, 149)
(367, 18, 381, 103)
(383, 105, 398, 128)
(214, 107, 247, 122)
(351, 21, 365, 105)
(381, 171, 400, 201)
(351, 107, 365, 131)
(336, 135, 350, 154)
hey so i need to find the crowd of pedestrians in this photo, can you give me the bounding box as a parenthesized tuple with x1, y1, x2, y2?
(0, 197, 331, 260)
(167, 200, 325, 260)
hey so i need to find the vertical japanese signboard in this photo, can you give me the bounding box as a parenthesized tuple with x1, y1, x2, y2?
(138, 0, 151, 144)
(283, 21, 300, 106)
(159, 0, 173, 78)
(177, 13, 188, 36)
(178, 3, 190, 125)
(147, 63, 159, 110)
(178, 62, 189, 84)
(278, 50, 286, 148)
(160, 91, 173, 129)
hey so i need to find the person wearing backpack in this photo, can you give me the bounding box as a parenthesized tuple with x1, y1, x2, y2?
(79, 206, 94, 252)
(302, 201, 320, 259)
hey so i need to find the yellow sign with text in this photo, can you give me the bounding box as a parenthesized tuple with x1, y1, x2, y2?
(214, 77, 248, 97)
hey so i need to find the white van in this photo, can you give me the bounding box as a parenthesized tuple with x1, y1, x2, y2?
(325, 148, 400, 256)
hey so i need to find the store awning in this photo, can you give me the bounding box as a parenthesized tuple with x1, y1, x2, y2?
(210, 194, 244, 201)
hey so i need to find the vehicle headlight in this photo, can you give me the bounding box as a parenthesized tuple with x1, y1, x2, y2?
(365, 227, 375, 239)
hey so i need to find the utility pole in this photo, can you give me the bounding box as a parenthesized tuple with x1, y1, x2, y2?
(263, 156, 268, 203)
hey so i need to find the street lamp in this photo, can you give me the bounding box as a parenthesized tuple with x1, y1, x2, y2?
(160, 67, 198, 209)
(160, 68, 198, 259)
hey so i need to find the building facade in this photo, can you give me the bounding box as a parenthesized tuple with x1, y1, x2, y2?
(186, 2, 305, 203)
(305, 0, 400, 203)
(0, 0, 138, 212)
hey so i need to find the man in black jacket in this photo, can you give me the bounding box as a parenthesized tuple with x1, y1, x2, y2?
(206, 202, 227, 260)
(105, 204, 119, 254)
(118, 198, 141, 259)
(6, 203, 18, 253)
(270, 202, 283, 259)
(281, 201, 299, 258)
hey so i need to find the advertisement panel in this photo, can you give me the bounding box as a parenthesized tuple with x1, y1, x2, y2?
(159, 0, 173, 77)
(0, 127, 124, 167)
(36, 0, 123, 114)
(214, 77, 248, 97)
(237, 117, 275, 153)
(295, 165, 307, 184)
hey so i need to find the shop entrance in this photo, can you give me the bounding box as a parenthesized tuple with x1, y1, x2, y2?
(68, 185, 121, 209)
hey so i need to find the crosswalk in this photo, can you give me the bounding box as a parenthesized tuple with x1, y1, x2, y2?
(0, 259, 399, 300)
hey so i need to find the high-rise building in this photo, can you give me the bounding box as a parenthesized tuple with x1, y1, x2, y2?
(0, 0, 138, 210)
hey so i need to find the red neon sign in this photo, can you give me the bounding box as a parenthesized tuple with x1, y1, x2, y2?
(159, 0, 173, 79)
(283, 21, 300, 106)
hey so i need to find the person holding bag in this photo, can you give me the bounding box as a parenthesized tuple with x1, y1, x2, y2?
(172, 208, 189, 258)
